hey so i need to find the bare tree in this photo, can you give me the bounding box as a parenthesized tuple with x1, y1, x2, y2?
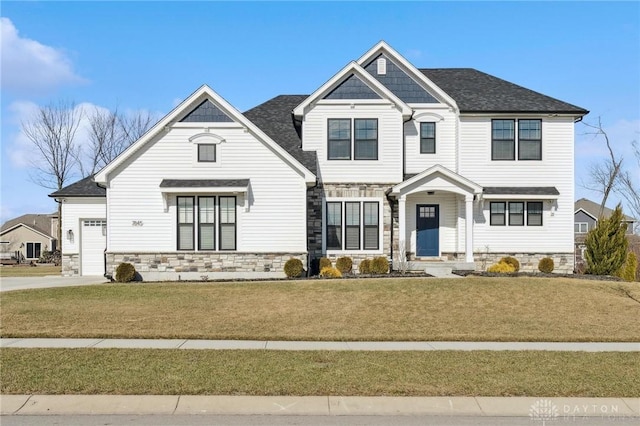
(81, 108, 156, 176)
(119, 110, 156, 147)
(616, 140, 640, 231)
(582, 117, 623, 216)
(21, 101, 83, 243)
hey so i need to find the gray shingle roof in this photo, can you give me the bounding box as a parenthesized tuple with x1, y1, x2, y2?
(244, 95, 317, 174)
(1, 213, 57, 237)
(483, 187, 560, 196)
(49, 175, 106, 198)
(421, 68, 588, 114)
(575, 198, 635, 221)
(159, 179, 250, 188)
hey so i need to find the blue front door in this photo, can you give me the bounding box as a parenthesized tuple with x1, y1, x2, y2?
(416, 204, 439, 257)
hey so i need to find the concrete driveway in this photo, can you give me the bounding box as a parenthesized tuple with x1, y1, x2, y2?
(0, 276, 108, 292)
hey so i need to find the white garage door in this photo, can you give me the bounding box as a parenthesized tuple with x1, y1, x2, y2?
(81, 220, 106, 276)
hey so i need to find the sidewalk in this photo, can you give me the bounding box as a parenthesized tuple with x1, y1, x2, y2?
(1, 338, 639, 351)
(1, 395, 639, 417)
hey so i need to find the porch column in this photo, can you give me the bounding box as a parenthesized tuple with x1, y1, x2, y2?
(398, 195, 406, 252)
(465, 195, 474, 263)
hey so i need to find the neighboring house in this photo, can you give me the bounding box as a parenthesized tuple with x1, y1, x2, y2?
(574, 197, 636, 269)
(51, 41, 588, 277)
(0, 213, 58, 262)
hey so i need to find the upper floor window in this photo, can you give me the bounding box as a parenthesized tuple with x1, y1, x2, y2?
(518, 120, 542, 160)
(198, 144, 216, 162)
(327, 118, 378, 160)
(420, 122, 436, 154)
(328, 119, 351, 160)
(354, 119, 378, 160)
(492, 119, 542, 161)
(574, 222, 588, 233)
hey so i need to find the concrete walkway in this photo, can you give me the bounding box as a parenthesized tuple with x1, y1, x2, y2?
(1, 395, 639, 417)
(1, 338, 638, 351)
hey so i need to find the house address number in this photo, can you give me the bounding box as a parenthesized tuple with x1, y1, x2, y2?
(132, 221, 143, 227)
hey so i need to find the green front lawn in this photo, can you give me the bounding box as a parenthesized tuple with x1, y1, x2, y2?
(2, 277, 639, 341)
(2, 349, 638, 396)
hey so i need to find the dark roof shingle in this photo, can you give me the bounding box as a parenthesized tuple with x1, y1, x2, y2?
(159, 179, 250, 188)
(483, 187, 560, 196)
(49, 175, 105, 198)
(244, 95, 317, 174)
(421, 68, 588, 114)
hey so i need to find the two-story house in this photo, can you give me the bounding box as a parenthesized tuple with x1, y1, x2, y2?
(51, 42, 588, 277)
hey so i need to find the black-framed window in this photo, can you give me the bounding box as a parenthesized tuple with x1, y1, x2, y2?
(518, 120, 542, 160)
(326, 201, 380, 251)
(198, 144, 216, 162)
(363, 202, 379, 250)
(490, 202, 506, 226)
(219, 196, 236, 250)
(492, 120, 515, 160)
(328, 119, 351, 160)
(527, 202, 543, 226)
(177, 196, 195, 250)
(326, 202, 342, 250)
(26, 242, 41, 259)
(420, 122, 436, 154)
(508, 202, 524, 226)
(198, 196, 215, 250)
(178, 196, 236, 251)
(354, 119, 378, 160)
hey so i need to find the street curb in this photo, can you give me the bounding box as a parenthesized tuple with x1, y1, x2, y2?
(2, 395, 639, 417)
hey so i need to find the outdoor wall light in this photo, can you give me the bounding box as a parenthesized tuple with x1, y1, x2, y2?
(67, 229, 74, 240)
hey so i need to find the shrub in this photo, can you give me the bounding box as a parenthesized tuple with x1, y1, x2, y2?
(499, 256, 520, 272)
(585, 204, 628, 275)
(115, 262, 136, 282)
(358, 259, 372, 274)
(371, 256, 389, 274)
(619, 251, 638, 282)
(487, 261, 515, 273)
(284, 258, 304, 278)
(319, 266, 342, 278)
(538, 257, 555, 273)
(335, 256, 353, 274)
(319, 257, 332, 270)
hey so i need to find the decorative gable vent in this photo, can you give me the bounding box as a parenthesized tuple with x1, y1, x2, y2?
(377, 57, 387, 75)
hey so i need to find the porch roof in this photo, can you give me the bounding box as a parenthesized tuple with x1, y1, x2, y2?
(390, 165, 483, 198)
(482, 186, 560, 200)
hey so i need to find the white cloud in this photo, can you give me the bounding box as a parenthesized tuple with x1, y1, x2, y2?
(0, 17, 87, 93)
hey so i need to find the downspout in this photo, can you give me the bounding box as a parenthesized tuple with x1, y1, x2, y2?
(96, 182, 112, 280)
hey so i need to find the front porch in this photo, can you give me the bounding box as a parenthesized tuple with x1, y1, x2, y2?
(389, 165, 483, 268)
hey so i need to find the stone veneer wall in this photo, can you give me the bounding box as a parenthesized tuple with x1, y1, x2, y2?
(106, 252, 306, 278)
(61, 253, 80, 276)
(445, 252, 574, 274)
(307, 183, 399, 273)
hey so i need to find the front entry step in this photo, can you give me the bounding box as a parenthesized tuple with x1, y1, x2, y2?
(400, 260, 475, 277)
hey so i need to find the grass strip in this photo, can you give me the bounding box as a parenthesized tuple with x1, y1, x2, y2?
(1, 348, 638, 397)
(0, 265, 61, 277)
(2, 277, 639, 342)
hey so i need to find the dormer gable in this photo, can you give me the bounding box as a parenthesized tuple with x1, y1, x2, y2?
(293, 61, 411, 118)
(357, 41, 457, 109)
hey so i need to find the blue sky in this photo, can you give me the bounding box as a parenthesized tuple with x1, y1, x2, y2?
(1, 1, 639, 223)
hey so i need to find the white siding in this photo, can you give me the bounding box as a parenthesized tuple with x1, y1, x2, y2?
(405, 193, 458, 255)
(107, 125, 307, 253)
(302, 102, 403, 183)
(61, 198, 107, 254)
(458, 116, 575, 252)
(404, 107, 457, 174)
